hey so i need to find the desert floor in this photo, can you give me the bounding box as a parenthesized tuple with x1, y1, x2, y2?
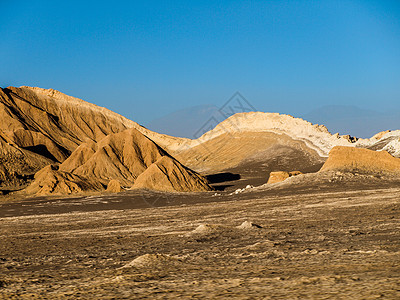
(1, 180, 400, 299)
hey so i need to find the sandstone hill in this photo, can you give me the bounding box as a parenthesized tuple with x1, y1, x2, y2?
(0, 86, 187, 191)
(0, 130, 54, 190)
(23, 165, 103, 196)
(0, 86, 185, 160)
(171, 113, 400, 188)
(23, 128, 213, 195)
(2, 85, 400, 195)
(132, 156, 212, 192)
(173, 112, 357, 157)
(319, 146, 400, 175)
(174, 131, 325, 174)
(59, 128, 168, 186)
(0, 86, 133, 161)
(170, 112, 358, 179)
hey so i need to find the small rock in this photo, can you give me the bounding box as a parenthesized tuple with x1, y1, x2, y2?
(190, 224, 224, 234)
(237, 221, 262, 229)
(121, 253, 173, 268)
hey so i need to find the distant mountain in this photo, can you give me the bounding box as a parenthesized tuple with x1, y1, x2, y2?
(146, 104, 222, 138)
(301, 105, 400, 138)
(148, 104, 400, 139)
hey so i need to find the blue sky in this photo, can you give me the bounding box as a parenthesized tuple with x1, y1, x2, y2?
(1, 0, 400, 126)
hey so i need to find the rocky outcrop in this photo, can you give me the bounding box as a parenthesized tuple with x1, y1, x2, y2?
(267, 171, 303, 184)
(23, 165, 103, 196)
(132, 156, 213, 192)
(0, 130, 54, 189)
(57, 128, 212, 194)
(319, 146, 400, 175)
(0, 86, 139, 161)
(0, 86, 188, 191)
(59, 128, 167, 186)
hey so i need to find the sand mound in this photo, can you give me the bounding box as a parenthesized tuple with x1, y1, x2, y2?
(190, 224, 226, 235)
(57, 128, 212, 193)
(237, 221, 262, 229)
(175, 112, 356, 157)
(267, 171, 303, 184)
(60, 128, 167, 186)
(132, 156, 213, 192)
(173, 113, 400, 174)
(122, 254, 174, 268)
(106, 180, 122, 193)
(320, 146, 400, 175)
(23, 165, 103, 196)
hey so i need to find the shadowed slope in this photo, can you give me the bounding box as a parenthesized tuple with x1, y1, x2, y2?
(0, 86, 138, 162)
(0, 130, 54, 190)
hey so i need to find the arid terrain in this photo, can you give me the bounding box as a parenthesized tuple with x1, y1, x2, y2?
(1, 86, 400, 298)
(1, 180, 400, 299)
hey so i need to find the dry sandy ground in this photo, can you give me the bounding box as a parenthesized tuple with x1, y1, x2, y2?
(1, 183, 400, 299)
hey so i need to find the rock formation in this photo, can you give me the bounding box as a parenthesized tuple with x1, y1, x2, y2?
(174, 132, 325, 173)
(267, 171, 303, 184)
(0, 86, 135, 161)
(173, 112, 357, 157)
(59, 128, 168, 186)
(2, 85, 400, 196)
(23, 165, 103, 196)
(319, 146, 400, 175)
(53, 127, 212, 194)
(132, 156, 213, 192)
(32, 128, 213, 195)
(0, 86, 192, 193)
(0, 130, 54, 189)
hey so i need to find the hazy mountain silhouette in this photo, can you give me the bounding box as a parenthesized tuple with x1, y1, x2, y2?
(302, 105, 400, 138)
(147, 104, 400, 139)
(146, 104, 222, 138)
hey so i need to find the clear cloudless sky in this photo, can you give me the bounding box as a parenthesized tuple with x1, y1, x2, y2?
(1, 0, 400, 125)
